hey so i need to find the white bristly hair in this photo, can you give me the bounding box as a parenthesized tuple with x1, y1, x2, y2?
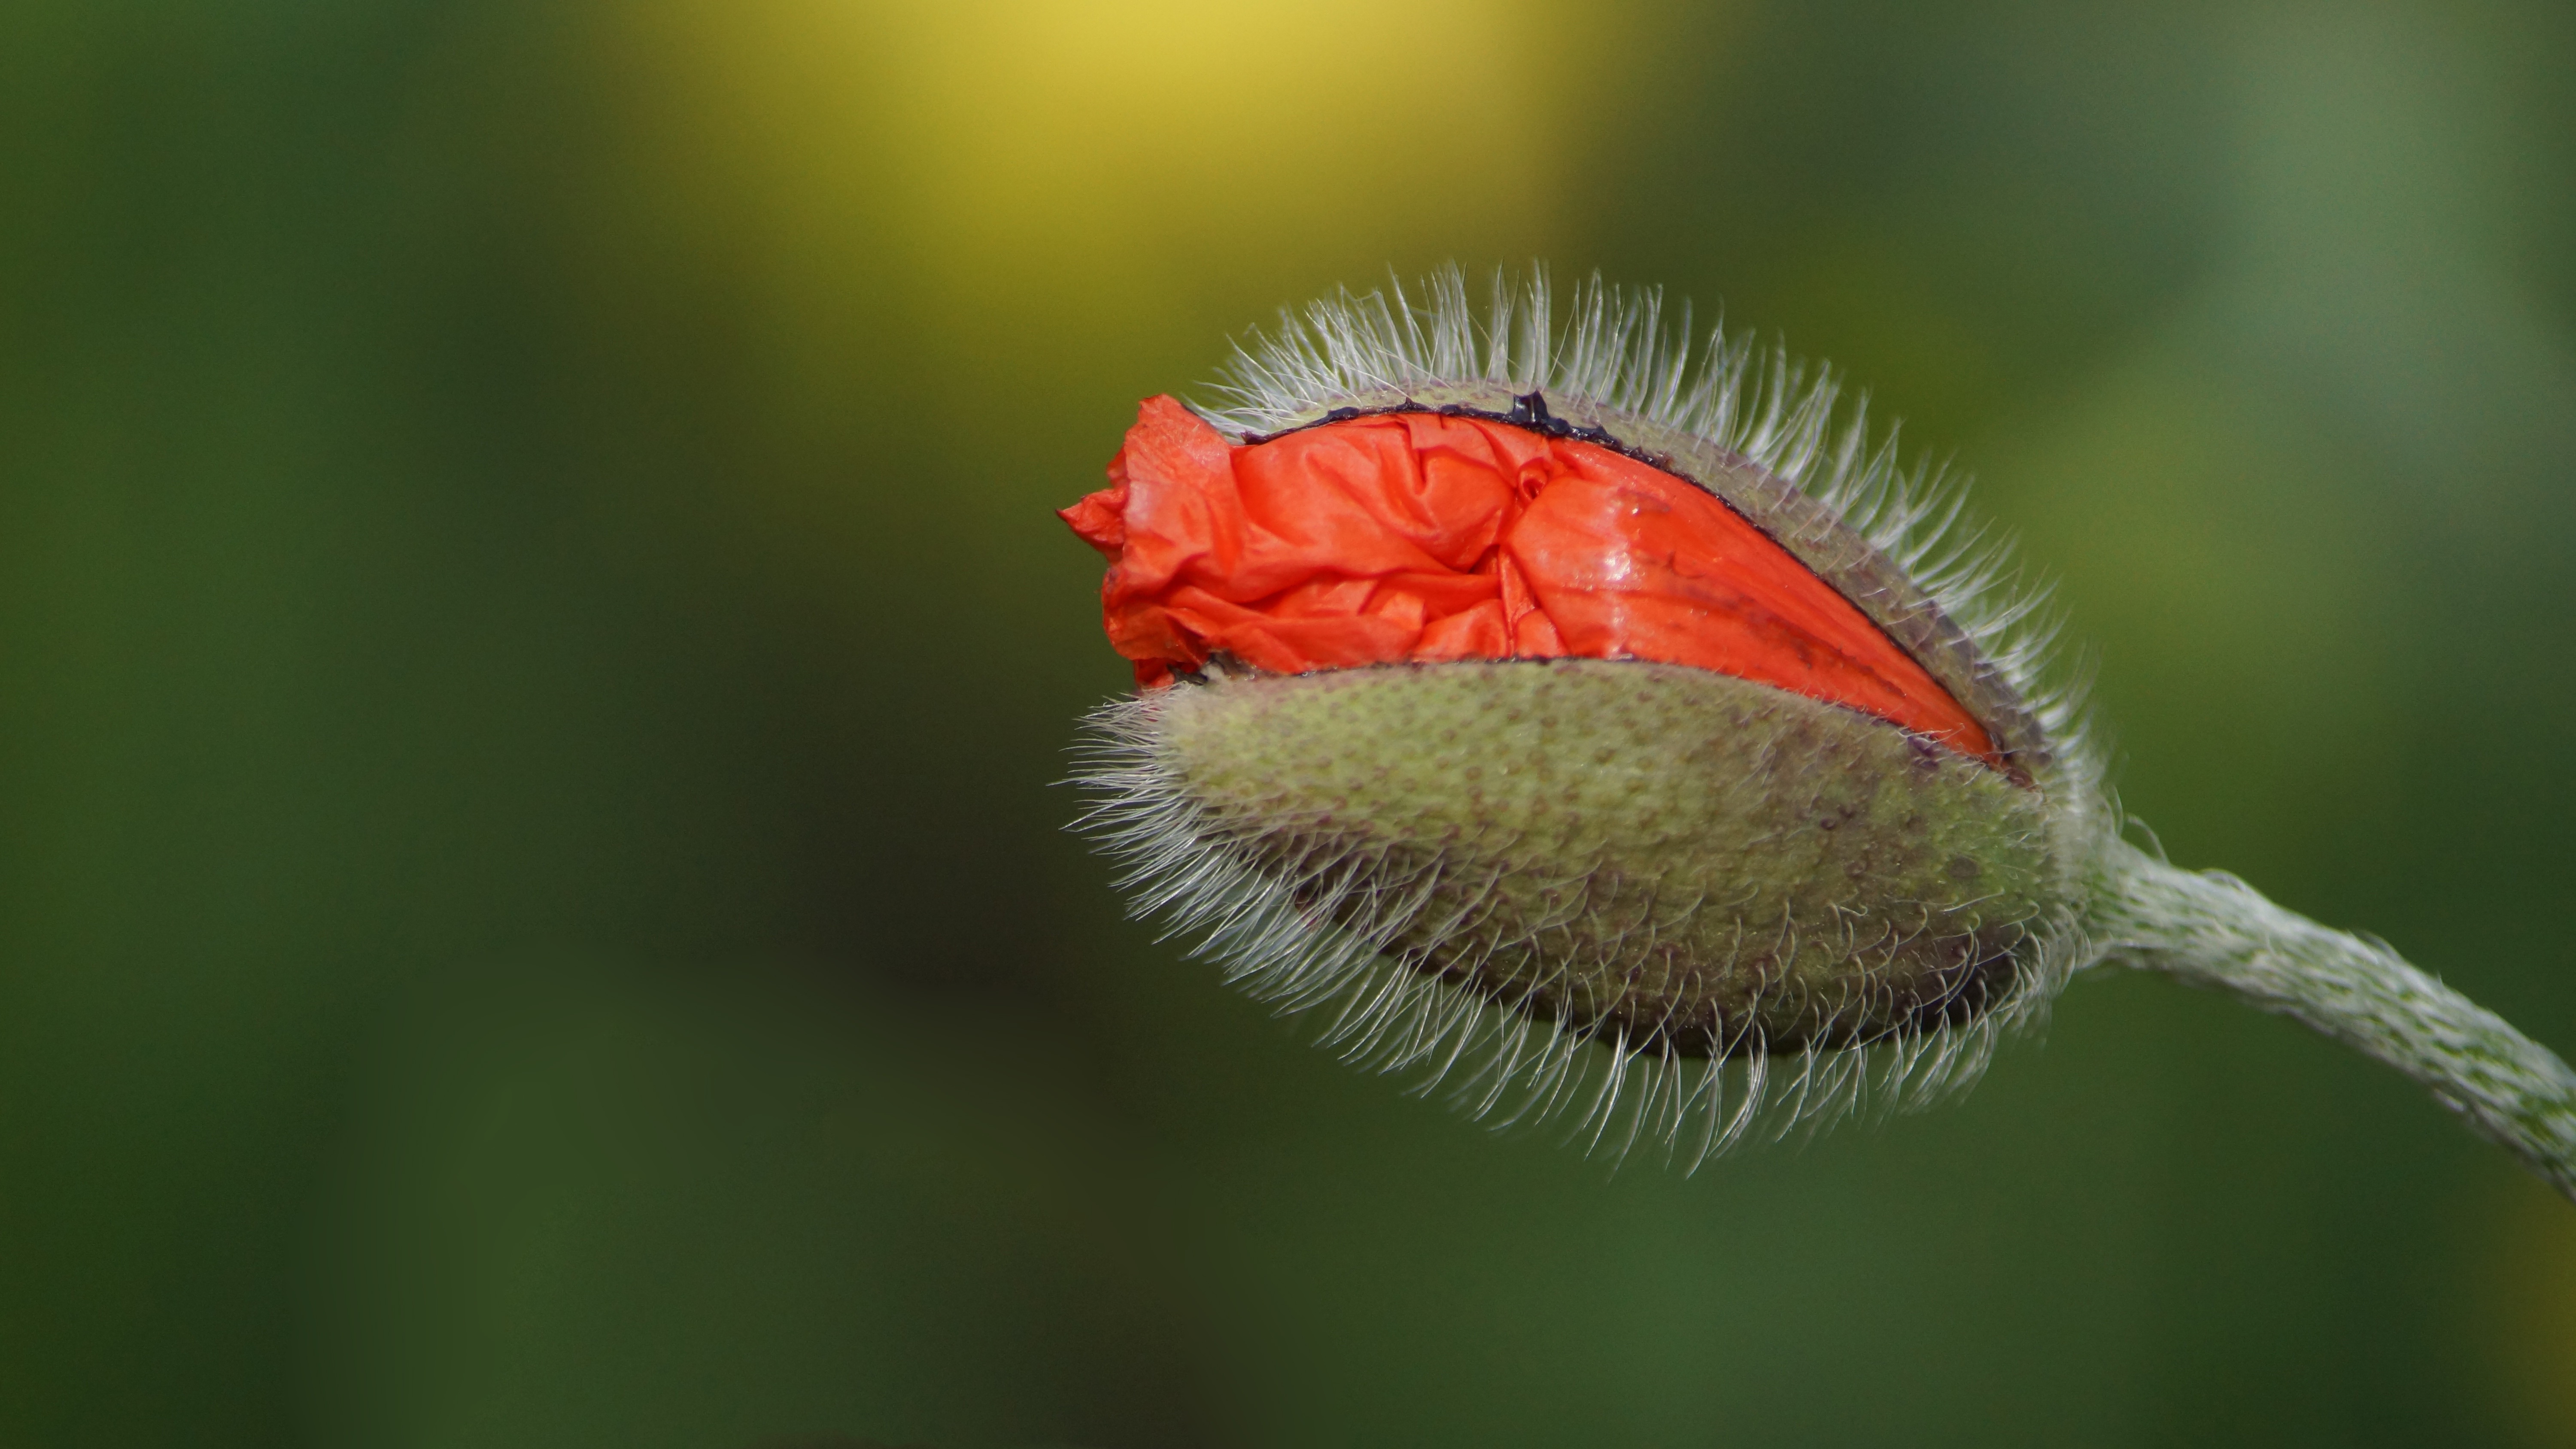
(1071, 682, 2072, 1171)
(1066, 690, 2050, 1179)
(1065, 267, 2113, 1169)
(1197, 266, 2099, 792)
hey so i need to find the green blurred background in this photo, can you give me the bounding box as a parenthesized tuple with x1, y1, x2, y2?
(5, 1, 2575, 1444)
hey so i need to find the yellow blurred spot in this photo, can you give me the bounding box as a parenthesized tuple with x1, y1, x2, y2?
(622, 0, 1667, 325)
(589, 0, 1704, 549)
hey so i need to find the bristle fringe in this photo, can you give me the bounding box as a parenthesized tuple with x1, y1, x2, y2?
(1071, 265, 2109, 1168)
(1070, 690, 2090, 1170)
(1195, 264, 2099, 789)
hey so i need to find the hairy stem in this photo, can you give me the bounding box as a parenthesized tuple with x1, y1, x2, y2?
(2090, 839, 2576, 1203)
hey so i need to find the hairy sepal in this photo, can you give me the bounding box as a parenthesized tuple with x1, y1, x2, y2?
(1074, 659, 2093, 1165)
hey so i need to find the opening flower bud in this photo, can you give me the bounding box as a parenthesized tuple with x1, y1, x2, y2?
(1065, 271, 2107, 1161)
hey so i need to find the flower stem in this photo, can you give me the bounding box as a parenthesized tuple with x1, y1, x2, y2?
(2091, 839, 2576, 1203)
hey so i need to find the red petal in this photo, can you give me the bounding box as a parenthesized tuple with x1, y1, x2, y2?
(1059, 396, 1998, 764)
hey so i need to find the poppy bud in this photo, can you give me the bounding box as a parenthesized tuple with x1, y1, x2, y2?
(1060, 270, 2106, 1161)
(1062, 270, 2576, 1189)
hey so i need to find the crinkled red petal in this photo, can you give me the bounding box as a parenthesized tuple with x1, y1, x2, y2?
(1059, 394, 1998, 764)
